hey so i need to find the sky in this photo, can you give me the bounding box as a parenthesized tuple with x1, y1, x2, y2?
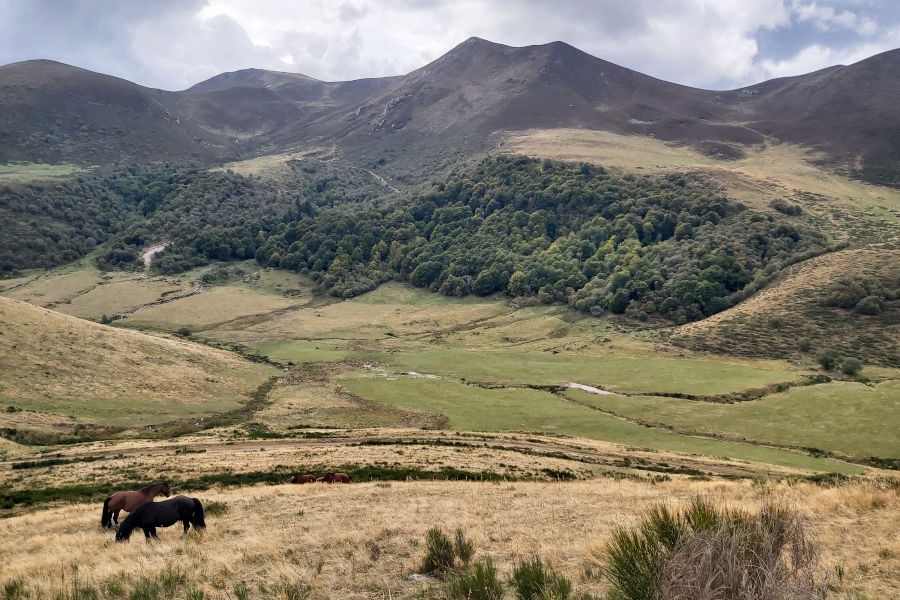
(1, 0, 898, 91)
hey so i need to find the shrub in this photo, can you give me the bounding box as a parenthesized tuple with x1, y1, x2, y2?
(840, 357, 863, 376)
(204, 501, 228, 516)
(176, 327, 192, 338)
(272, 580, 311, 600)
(421, 527, 456, 575)
(855, 295, 883, 315)
(447, 558, 504, 600)
(601, 497, 824, 600)
(3, 579, 25, 600)
(816, 348, 841, 370)
(454, 528, 475, 565)
(511, 555, 572, 600)
(770, 199, 803, 216)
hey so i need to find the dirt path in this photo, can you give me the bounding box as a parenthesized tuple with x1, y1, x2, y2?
(141, 243, 169, 268)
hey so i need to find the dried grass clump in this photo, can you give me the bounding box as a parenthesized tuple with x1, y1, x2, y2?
(604, 497, 826, 600)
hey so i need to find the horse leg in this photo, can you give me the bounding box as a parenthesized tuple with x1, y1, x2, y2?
(183, 520, 190, 534)
(112, 510, 120, 526)
(142, 527, 151, 541)
(149, 528, 158, 540)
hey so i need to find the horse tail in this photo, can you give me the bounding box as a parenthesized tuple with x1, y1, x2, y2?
(101, 496, 112, 528)
(192, 498, 206, 528)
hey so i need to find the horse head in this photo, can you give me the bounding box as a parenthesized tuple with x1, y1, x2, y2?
(191, 498, 206, 529)
(323, 472, 335, 483)
(160, 482, 171, 497)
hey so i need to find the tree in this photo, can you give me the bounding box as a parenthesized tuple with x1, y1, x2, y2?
(508, 270, 525, 296)
(840, 357, 863, 376)
(609, 291, 629, 314)
(816, 348, 841, 370)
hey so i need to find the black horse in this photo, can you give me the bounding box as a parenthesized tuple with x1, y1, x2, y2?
(115, 495, 205, 542)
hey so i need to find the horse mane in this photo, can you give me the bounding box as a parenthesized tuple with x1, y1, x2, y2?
(140, 482, 163, 494)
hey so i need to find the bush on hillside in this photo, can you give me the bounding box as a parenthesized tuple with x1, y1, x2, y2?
(816, 348, 841, 370)
(840, 357, 863, 376)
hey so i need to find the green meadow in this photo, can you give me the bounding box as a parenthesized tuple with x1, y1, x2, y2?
(343, 377, 864, 473)
(375, 348, 800, 395)
(565, 380, 900, 461)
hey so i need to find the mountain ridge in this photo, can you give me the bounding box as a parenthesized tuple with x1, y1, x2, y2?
(1, 39, 897, 183)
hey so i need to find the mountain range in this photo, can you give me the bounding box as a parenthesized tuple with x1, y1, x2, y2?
(1, 37, 898, 185)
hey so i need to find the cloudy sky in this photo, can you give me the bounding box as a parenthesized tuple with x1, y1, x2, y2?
(1, 0, 898, 91)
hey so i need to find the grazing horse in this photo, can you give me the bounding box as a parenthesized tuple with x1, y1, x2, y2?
(115, 495, 205, 542)
(101, 482, 170, 528)
(291, 474, 317, 484)
(323, 472, 351, 483)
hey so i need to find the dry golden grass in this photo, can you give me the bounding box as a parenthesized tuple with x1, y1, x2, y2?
(504, 129, 900, 219)
(259, 361, 444, 430)
(53, 274, 189, 320)
(0, 274, 36, 293)
(0, 477, 896, 599)
(0, 297, 275, 425)
(204, 283, 509, 344)
(121, 286, 298, 332)
(0, 426, 845, 499)
(2, 269, 100, 306)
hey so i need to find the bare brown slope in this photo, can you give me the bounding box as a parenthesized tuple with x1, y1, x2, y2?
(736, 48, 900, 185)
(284, 38, 765, 177)
(2, 40, 897, 180)
(0, 60, 232, 164)
(165, 68, 395, 140)
(277, 38, 900, 181)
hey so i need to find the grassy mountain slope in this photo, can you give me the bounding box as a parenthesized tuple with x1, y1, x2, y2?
(0, 296, 275, 426)
(669, 249, 899, 366)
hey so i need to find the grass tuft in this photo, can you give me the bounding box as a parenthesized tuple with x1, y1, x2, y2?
(447, 558, 504, 600)
(454, 528, 475, 566)
(204, 501, 229, 517)
(511, 555, 572, 600)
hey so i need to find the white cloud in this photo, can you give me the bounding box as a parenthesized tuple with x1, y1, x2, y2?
(760, 26, 900, 78)
(0, 0, 897, 90)
(793, 1, 879, 35)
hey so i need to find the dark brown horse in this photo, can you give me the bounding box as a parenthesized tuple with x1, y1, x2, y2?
(291, 474, 317, 484)
(323, 472, 351, 483)
(116, 495, 205, 542)
(102, 482, 170, 528)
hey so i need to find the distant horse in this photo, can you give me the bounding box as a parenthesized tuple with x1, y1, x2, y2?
(115, 495, 205, 542)
(291, 474, 317, 484)
(101, 482, 170, 528)
(323, 472, 351, 483)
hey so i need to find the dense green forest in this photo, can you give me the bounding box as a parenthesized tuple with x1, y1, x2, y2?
(2, 155, 833, 323)
(0, 158, 385, 274)
(251, 157, 832, 322)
